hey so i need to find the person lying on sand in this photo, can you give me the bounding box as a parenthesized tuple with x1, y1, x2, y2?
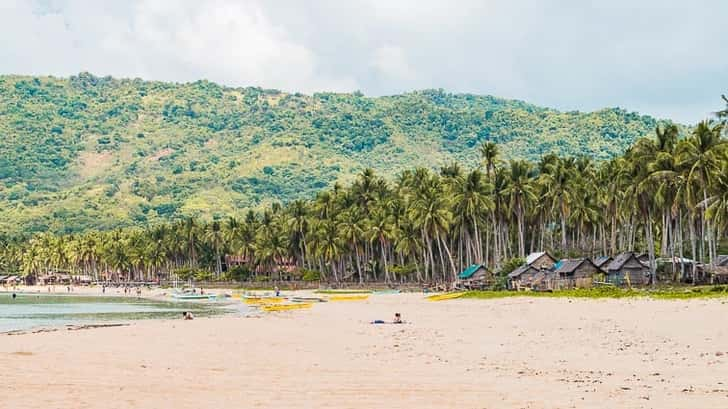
(371, 313, 404, 324)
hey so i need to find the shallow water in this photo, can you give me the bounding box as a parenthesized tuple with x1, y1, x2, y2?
(0, 293, 229, 333)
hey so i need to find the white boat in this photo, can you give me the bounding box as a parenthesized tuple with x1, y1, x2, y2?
(171, 291, 217, 300)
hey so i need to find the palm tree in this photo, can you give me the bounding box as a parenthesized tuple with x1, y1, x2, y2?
(338, 208, 365, 283)
(287, 200, 310, 268)
(678, 121, 726, 267)
(451, 169, 493, 265)
(479, 141, 499, 177)
(205, 221, 224, 277)
(504, 160, 536, 258)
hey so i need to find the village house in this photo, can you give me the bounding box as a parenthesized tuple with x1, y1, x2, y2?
(457, 264, 492, 289)
(507, 251, 557, 290)
(592, 256, 613, 273)
(552, 258, 601, 289)
(605, 252, 650, 286)
(507, 264, 540, 290)
(526, 251, 557, 269)
(712, 255, 728, 284)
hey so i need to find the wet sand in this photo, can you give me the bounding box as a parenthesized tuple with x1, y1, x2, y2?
(1, 294, 727, 408)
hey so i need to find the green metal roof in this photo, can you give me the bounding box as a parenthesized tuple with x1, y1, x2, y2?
(458, 264, 484, 279)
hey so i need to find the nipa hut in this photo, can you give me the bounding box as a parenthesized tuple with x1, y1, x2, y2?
(457, 264, 492, 289)
(605, 252, 650, 286)
(552, 258, 600, 289)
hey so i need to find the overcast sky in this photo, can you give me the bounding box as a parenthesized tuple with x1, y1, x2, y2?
(1, 0, 725, 123)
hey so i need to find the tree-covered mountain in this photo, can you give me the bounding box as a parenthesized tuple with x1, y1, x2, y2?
(0, 73, 674, 235)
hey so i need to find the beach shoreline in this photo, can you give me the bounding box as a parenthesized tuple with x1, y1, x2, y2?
(2, 293, 728, 408)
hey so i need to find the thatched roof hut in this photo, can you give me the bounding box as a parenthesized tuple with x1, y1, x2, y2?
(606, 252, 650, 286)
(525, 252, 557, 270)
(592, 256, 613, 272)
(553, 258, 600, 289)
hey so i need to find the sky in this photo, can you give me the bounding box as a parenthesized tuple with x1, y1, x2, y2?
(0, 0, 725, 123)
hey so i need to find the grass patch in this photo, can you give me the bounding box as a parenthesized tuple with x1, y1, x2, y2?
(463, 285, 728, 300)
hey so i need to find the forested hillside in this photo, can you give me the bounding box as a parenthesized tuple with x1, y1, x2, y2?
(0, 73, 672, 235)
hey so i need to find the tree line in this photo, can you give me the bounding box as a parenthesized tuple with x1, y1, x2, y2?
(0, 108, 726, 285)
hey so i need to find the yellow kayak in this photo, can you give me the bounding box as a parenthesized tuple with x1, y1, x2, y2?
(261, 303, 313, 312)
(244, 297, 286, 304)
(328, 295, 370, 301)
(426, 292, 466, 301)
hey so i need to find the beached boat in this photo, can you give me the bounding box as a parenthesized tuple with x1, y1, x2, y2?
(327, 294, 370, 301)
(290, 296, 327, 303)
(426, 292, 466, 301)
(372, 289, 401, 295)
(243, 296, 285, 304)
(261, 303, 313, 312)
(172, 293, 217, 300)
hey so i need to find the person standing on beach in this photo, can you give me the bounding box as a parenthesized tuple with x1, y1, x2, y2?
(275, 286, 280, 297)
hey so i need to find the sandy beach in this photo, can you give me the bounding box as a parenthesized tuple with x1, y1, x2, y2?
(2, 292, 728, 408)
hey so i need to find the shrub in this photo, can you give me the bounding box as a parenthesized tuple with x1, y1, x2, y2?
(301, 269, 321, 281)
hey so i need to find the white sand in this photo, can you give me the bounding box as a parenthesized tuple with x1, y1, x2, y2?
(2, 293, 728, 408)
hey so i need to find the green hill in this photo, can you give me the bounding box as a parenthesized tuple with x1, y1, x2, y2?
(0, 73, 671, 235)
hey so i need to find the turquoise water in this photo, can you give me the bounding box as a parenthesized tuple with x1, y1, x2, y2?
(0, 293, 230, 333)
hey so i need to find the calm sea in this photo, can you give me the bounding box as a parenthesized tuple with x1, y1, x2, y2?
(0, 293, 229, 333)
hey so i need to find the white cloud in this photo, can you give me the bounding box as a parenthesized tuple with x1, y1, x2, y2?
(0, 0, 726, 122)
(0, 0, 357, 92)
(371, 45, 417, 81)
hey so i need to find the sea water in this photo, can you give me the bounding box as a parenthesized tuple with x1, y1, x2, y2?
(0, 292, 226, 333)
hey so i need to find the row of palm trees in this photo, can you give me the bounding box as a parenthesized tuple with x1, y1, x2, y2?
(0, 119, 726, 284)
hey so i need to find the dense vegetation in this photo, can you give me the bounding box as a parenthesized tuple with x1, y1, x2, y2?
(0, 73, 670, 235)
(0, 95, 725, 284)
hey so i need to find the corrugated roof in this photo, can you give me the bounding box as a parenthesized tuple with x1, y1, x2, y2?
(717, 255, 728, 266)
(592, 256, 612, 267)
(526, 252, 546, 265)
(458, 264, 484, 279)
(606, 252, 647, 271)
(554, 259, 586, 274)
(508, 264, 535, 278)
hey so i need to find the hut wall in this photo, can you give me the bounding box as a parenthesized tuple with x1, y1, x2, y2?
(532, 254, 556, 270)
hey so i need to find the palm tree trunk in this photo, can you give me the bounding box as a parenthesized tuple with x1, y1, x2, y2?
(379, 238, 389, 283)
(436, 230, 457, 281)
(354, 245, 363, 284)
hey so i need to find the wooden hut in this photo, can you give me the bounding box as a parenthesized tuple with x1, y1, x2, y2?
(507, 264, 539, 290)
(525, 251, 557, 270)
(552, 258, 600, 289)
(711, 255, 728, 284)
(592, 256, 613, 273)
(605, 252, 650, 286)
(457, 264, 492, 289)
(507, 252, 557, 290)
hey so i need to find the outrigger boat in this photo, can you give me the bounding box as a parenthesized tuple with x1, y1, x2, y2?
(243, 296, 286, 304)
(261, 303, 313, 312)
(327, 294, 369, 301)
(172, 291, 217, 300)
(426, 292, 466, 301)
(290, 296, 327, 303)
